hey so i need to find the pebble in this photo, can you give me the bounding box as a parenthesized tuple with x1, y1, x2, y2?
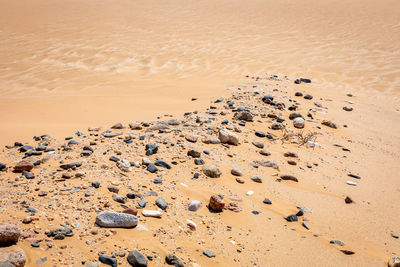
(251, 176, 262, 183)
(165, 254, 184, 267)
(127, 250, 148, 267)
(263, 198, 272, 205)
(188, 200, 201, 212)
(259, 149, 271, 156)
(293, 117, 305, 129)
(99, 256, 117, 267)
(231, 168, 243, 176)
(155, 197, 168, 210)
(284, 215, 298, 222)
(95, 211, 138, 228)
(343, 106, 353, 111)
(346, 181, 357, 186)
(187, 149, 201, 158)
(145, 144, 158, 156)
(246, 190, 254, 196)
(202, 164, 222, 178)
(141, 210, 162, 218)
(203, 250, 216, 258)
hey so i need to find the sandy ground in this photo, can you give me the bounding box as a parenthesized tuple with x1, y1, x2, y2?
(0, 0, 399, 266)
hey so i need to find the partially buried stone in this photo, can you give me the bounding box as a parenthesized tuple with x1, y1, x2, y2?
(202, 164, 221, 178)
(271, 123, 284, 130)
(263, 198, 272, 205)
(0, 163, 6, 171)
(165, 254, 184, 267)
(330, 240, 344, 246)
(0, 247, 26, 267)
(14, 160, 34, 172)
(281, 174, 298, 182)
(231, 168, 242, 176)
(187, 149, 201, 158)
(203, 250, 216, 258)
(99, 256, 117, 267)
(112, 194, 127, 204)
(123, 207, 138, 216)
(95, 211, 138, 228)
(46, 228, 73, 239)
(127, 250, 147, 267)
(321, 120, 338, 129)
(284, 214, 298, 222)
(251, 176, 262, 183)
(0, 224, 21, 245)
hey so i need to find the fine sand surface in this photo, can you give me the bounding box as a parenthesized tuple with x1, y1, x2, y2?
(0, 0, 400, 266)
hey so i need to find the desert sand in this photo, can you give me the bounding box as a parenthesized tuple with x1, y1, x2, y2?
(0, 0, 399, 266)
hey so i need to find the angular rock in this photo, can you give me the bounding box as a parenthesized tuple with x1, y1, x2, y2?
(95, 211, 138, 228)
(218, 130, 239, 145)
(203, 250, 216, 258)
(155, 197, 168, 210)
(112, 194, 127, 204)
(127, 250, 148, 267)
(187, 149, 201, 158)
(99, 256, 117, 267)
(145, 144, 158, 156)
(13, 160, 34, 172)
(165, 254, 184, 267)
(117, 159, 132, 172)
(209, 195, 225, 212)
(202, 164, 222, 178)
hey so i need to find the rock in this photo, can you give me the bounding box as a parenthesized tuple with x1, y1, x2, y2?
(99, 256, 117, 267)
(271, 123, 284, 130)
(60, 162, 81, 170)
(92, 181, 100, 188)
(127, 250, 147, 267)
(346, 181, 357, 186)
(231, 168, 242, 176)
(202, 137, 221, 144)
(289, 112, 302, 120)
(236, 177, 245, 183)
(145, 144, 158, 156)
(87, 263, 99, 267)
(194, 158, 204, 165)
(107, 185, 120, 193)
(145, 123, 169, 132)
(345, 196, 353, 204)
(187, 149, 201, 158)
(111, 123, 123, 129)
(340, 250, 355, 255)
(129, 122, 142, 130)
(284, 214, 298, 222)
(295, 92, 303, 96)
(19, 145, 32, 152)
(284, 152, 298, 157)
(281, 174, 298, 182)
(234, 111, 254, 121)
(251, 176, 262, 183)
(389, 257, 400, 267)
(209, 195, 225, 211)
(246, 190, 254, 196)
(165, 254, 184, 267)
(330, 240, 344, 246)
(0, 224, 21, 245)
(13, 160, 34, 172)
(302, 222, 310, 230)
(304, 94, 313, 99)
(252, 141, 264, 148)
(259, 149, 271, 156)
(112, 194, 127, 204)
(255, 131, 266, 137)
(22, 171, 34, 179)
(321, 120, 338, 129)
(0, 163, 6, 171)
(117, 159, 132, 172)
(155, 197, 168, 210)
(263, 198, 272, 205)
(0, 247, 26, 267)
(202, 164, 222, 178)
(218, 130, 239, 145)
(123, 207, 138, 216)
(203, 250, 216, 258)
(147, 164, 158, 173)
(294, 78, 311, 84)
(226, 202, 242, 212)
(293, 117, 305, 129)
(185, 135, 198, 143)
(343, 106, 353, 111)
(188, 200, 201, 212)
(95, 211, 138, 228)
(141, 210, 162, 218)
(155, 160, 171, 169)
(46, 228, 73, 239)
(253, 160, 279, 170)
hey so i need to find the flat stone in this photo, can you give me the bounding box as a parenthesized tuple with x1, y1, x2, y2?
(203, 250, 216, 258)
(99, 256, 117, 267)
(141, 210, 162, 218)
(95, 211, 138, 228)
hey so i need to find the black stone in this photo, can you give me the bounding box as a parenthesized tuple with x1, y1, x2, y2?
(91, 181, 100, 188)
(145, 144, 158, 156)
(263, 198, 272, 205)
(284, 214, 298, 222)
(0, 163, 6, 171)
(165, 254, 184, 267)
(194, 158, 205, 165)
(99, 256, 117, 267)
(19, 145, 33, 152)
(255, 131, 266, 137)
(22, 171, 35, 179)
(154, 160, 171, 169)
(109, 156, 120, 162)
(147, 164, 158, 173)
(127, 250, 148, 267)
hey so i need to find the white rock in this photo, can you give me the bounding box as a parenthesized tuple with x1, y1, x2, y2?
(188, 200, 201, 212)
(346, 181, 357, 186)
(246, 190, 254, 196)
(186, 219, 197, 230)
(118, 159, 132, 172)
(293, 117, 305, 129)
(218, 130, 239, 145)
(141, 210, 162, 218)
(306, 141, 321, 148)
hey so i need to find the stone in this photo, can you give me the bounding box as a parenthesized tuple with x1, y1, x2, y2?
(19, 145, 32, 152)
(293, 117, 305, 129)
(253, 160, 279, 170)
(284, 214, 298, 222)
(117, 159, 132, 172)
(271, 123, 284, 130)
(289, 112, 302, 120)
(295, 92, 303, 96)
(0, 163, 6, 171)
(194, 158, 204, 165)
(304, 94, 313, 99)
(0, 224, 21, 245)
(231, 168, 242, 176)
(155, 197, 168, 210)
(284, 152, 298, 157)
(251, 176, 262, 183)
(202, 164, 222, 178)
(343, 106, 353, 111)
(389, 257, 400, 267)
(0, 247, 26, 267)
(233, 111, 254, 121)
(218, 130, 239, 145)
(99, 256, 117, 267)
(185, 135, 198, 143)
(203, 250, 216, 258)
(252, 141, 264, 148)
(209, 195, 225, 211)
(255, 131, 266, 137)
(147, 164, 158, 173)
(112, 194, 127, 203)
(259, 149, 271, 156)
(129, 122, 142, 130)
(92, 181, 100, 188)
(111, 123, 123, 129)
(187, 149, 201, 158)
(145, 144, 158, 156)
(141, 210, 162, 218)
(95, 211, 138, 228)
(22, 171, 34, 179)
(46, 228, 73, 239)
(226, 202, 242, 212)
(202, 137, 221, 144)
(330, 240, 344, 246)
(236, 177, 245, 183)
(263, 198, 272, 204)
(127, 250, 148, 267)
(321, 120, 338, 129)
(107, 185, 120, 193)
(155, 160, 171, 169)
(123, 207, 138, 216)
(281, 174, 298, 182)
(13, 160, 34, 172)
(345, 196, 353, 204)
(165, 254, 184, 267)
(188, 200, 201, 212)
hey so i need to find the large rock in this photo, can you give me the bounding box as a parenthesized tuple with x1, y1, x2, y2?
(95, 211, 138, 228)
(389, 257, 400, 267)
(0, 247, 26, 267)
(13, 160, 33, 172)
(233, 111, 254, 121)
(0, 224, 21, 245)
(202, 164, 222, 178)
(127, 250, 147, 267)
(209, 195, 225, 211)
(218, 130, 239, 145)
(293, 117, 305, 129)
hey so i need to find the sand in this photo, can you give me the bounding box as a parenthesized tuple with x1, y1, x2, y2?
(0, 0, 399, 266)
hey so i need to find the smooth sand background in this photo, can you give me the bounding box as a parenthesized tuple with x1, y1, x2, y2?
(0, 0, 399, 145)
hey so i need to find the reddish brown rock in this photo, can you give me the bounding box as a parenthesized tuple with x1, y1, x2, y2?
(209, 195, 225, 211)
(185, 135, 198, 143)
(13, 160, 33, 172)
(123, 207, 138, 216)
(0, 247, 26, 267)
(0, 224, 21, 245)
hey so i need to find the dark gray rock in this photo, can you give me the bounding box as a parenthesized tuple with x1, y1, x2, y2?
(99, 256, 117, 267)
(95, 211, 138, 228)
(155, 197, 168, 210)
(145, 144, 158, 156)
(203, 250, 216, 258)
(127, 250, 148, 267)
(165, 254, 184, 267)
